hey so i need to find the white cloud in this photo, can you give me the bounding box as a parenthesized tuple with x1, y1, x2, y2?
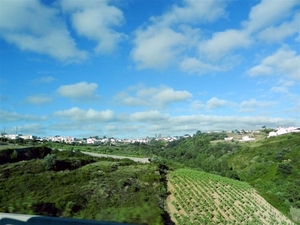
(206, 97, 228, 110)
(60, 0, 126, 54)
(18, 124, 46, 135)
(190, 100, 205, 110)
(153, 87, 192, 105)
(32, 76, 56, 84)
(244, 0, 299, 33)
(114, 85, 192, 108)
(25, 94, 52, 104)
(0, 0, 87, 63)
(105, 124, 118, 132)
(199, 29, 252, 60)
(130, 110, 168, 122)
(239, 99, 277, 112)
(0, 110, 47, 123)
(54, 107, 114, 122)
(131, 0, 228, 69)
(131, 27, 186, 69)
(270, 86, 289, 94)
(180, 57, 224, 74)
(166, 114, 296, 133)
(57, 81, 99, 100)
(257, 13, 300, 43)
(247, 46, 300, 80)
(152, 0, 227, 26)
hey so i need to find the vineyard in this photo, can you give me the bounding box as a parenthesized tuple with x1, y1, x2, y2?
(166, 169, 295, 225)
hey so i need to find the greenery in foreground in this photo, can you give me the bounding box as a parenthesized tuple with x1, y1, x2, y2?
(1, 132, 300, 223)
(0, 147, 170, 225)
(44, 132, 300, 222)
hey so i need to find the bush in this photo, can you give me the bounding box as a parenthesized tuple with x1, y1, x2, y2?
(277, 162, 293, 176)
(290, 207, 300, 223)
(43, 154, 57, 170)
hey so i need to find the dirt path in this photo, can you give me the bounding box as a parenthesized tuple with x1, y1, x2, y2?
(81, 151, 150, 163)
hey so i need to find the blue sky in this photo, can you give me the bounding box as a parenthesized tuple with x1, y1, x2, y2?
(0, 0, 299, 138)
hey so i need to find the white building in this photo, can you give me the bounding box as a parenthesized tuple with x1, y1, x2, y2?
(268, 126, 300, 137)
(86, 138, 99, 145)
(224, 137, 233, 141)
(5, 134, 20, 140)
(240, 136, 255, 141)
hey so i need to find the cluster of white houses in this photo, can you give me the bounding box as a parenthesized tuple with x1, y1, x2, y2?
(1, 126, 299, 144)
(0, 133, 182, 145)
(223, 126, 300, 142)
(268, 126, 300, 137)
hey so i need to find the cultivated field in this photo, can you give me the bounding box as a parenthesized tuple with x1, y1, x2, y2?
(166, 169, 294, 225)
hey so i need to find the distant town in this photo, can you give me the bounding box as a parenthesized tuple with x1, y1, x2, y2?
(1, 126, 299, 145)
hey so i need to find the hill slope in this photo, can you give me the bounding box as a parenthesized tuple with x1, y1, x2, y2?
(167, 168, 294, 225)
(227, 133, 300, 217)
(0, 148, 169, 225)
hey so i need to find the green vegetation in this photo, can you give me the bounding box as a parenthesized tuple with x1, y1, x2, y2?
(1, 132, 299, 224)
(227, 133, 300, 217)
(0, 147, 170, 225)
(167, 169, 294, 224)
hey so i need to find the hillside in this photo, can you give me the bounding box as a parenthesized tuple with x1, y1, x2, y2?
(1, 132, 299, 224)
(53, 132, 299, 223)
(166, 169, 294, 224)
(227, 133, 300, 218)
(0, 147, 169, 225)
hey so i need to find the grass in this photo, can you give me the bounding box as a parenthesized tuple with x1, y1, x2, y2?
(0, 148, 168, 225)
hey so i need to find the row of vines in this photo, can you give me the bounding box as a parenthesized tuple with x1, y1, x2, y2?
(167, 169, 294, 225)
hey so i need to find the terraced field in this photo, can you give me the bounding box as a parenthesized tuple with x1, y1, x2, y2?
(166, 169, 294, 225)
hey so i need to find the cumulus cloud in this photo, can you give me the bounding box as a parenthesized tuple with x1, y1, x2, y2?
(151, 0, 227, 26)
(131, 27, 186, 69)
(0, 110, 47, 123)
(130, 110, 168, 122)
(195, 0, 299, 67)
(199, 29, 252, 60)
(270, 86, 290, 94)
(247, 46, 300, 80)
(25, 94, 53, 104)
(0, 0, 87, 63)
(18, 124, 46, 135)
(54, 107, 114, 122)
(166, 114, 295, 133)
(180, 57, 225, 74)
(206, 97, 228, 110)
(131, 0, 228, 69)
(243, 0, 299, 33)
(60, 0, 126, 54)
(57, 81, 99, 100)
(190, 100, 205, 110)
(114, 84, 192, 108)
(257, 13, 300, 43)
(239, 99, 277, 112)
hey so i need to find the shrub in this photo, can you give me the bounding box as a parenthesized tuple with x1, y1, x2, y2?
(277, 162, 293, 176)
(43, 154, 57, 170)
(10, 150, 18, 161)
(290, 207, 300, 223)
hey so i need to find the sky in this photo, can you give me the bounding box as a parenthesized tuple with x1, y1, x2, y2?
(0, 0, 299, 139)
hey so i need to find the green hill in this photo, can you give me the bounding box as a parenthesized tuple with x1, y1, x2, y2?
(0, 147, 169, 225)
(167, 168, 294, 224)
(1, 133, 299, 224)
(227, 133, 300, 217)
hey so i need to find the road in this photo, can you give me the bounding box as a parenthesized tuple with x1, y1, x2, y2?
(82, 151, 150, 163)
